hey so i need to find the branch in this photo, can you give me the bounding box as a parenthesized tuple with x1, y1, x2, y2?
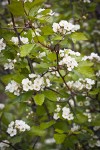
(0, 141, 18, 150)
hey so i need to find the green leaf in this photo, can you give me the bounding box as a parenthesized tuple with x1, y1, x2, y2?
(8, 1, 24, 16)
(20, 44, 35, 57)
(54, 133, 66, 144)
(53, 35, 63, 41)
(75, 113, 88, 124)
(41, 26, 53, 35)
(89, 89, 99, 95)
(30, 126, 46, 136)
(70, 32, 88, 43)
(40, 120, 55, 129)
(13, 91, 33, 103)
(76, 61, 95, 78)
(10, 136, 22, 144)
(43, 90, 58, 101)
(34, 94, 45, 105)
(47, 53, 56, 61)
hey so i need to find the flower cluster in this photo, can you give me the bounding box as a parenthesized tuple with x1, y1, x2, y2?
(89, 138, 100, 148)
(4, 59, 16, 70)
(11, 36, 29, 45)
(0, 140, 9, 149)
(59, 49, 80, 57)
(53, 105, 61, 120)
(83, 109, 92, 122)
(52, 20, 80, 34)
(53, 105, 74, 120)
(49, 67, 60, 77)
(71, 123, 80, 132)
(22, 74, 51, 92)
(83, 0, 91, 3)
(37, 51, 46, 59)
(59, 49, 79, 71)
(5, 80, 20, 96)
(59, 54, 78, 71)
(67, 78, 95, 91)
(0, 38, 6, 52)
(7, 120, 30, 137)
(82, 52, 100, 62)
(62, 106, 74, 120)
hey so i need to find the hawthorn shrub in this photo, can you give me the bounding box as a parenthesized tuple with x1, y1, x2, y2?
(0, 0, 100, 150)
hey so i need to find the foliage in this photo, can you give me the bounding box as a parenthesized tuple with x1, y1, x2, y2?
(0, 0, 100, 150)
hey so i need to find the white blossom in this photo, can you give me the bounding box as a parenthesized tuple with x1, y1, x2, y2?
(82, 52, 100, 62)
(59, 54, 78, 71)
(52, 23, 60, 33)
(4, 59, 16, 70)
(0, 38, 6, 52)
(7, 120, 30, 137)
(96, 140, 100, 147)
(62, 107, 74, 120)
(5, 80, 20, 96)
(45, 138, 55, 144)
(83, 0, 91, 3)
(0, 103, 5, 110)
(11, 36, 29, 45)
(52, 20, 80, 34)
(53, 113, 59, 120)
(71, 123, 80, 132)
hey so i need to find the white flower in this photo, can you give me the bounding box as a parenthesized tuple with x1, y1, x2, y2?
(52, 23, 60, 33)
(45, 138, 55, 144)
(15, 120, 30, 132)
(73, 81, 84, 90)
(0, 103, 5, 110)
(0, 38, 6, 52)
(67, 81, 74, 88)
(32, 84, 41, 91)
(53, 113, 59, 120)
(84, 100, 90, 106)
(5, 80, 20, 96)
(20, 37, 29, 44)
(93, 126, 100, 131)
(53, 20, 80, 34)
(11, 37, 19, 45)
(69, 99, 74, 107)
(83, 0, 91, 3)
(11, 36, 29, 45)
(71, 123, 80, 132)
(7, 120, 30, 137)
(82, 52, 100, 62)
(22, 78, 30, 85)
(96, 140, 100, 147)
(29, 73, 36, 78)
(38, 52, 46, 58)
(62, 107, 74, 120)
(85, 78, 95, 85)
(59, 54, 78, 71)
(7, 127, 17, 137)
(46, 78, 52, 87)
